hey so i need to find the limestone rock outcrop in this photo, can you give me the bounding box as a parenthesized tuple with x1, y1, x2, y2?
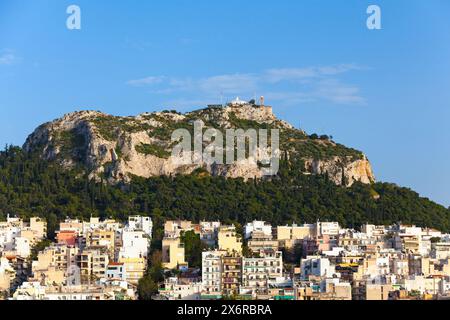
(23, 102, 375, 186)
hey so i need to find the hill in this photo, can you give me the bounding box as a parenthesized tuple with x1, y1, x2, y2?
(23, 101, 374, 186)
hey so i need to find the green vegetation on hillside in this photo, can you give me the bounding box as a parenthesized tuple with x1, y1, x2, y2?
(92, 115, 153, 141)
(280, 128, 363, 162)
(135, 143, 171, 159)
(137, 251, 164, 300)
(0, 145, 449, 236)
(180, 230, 208, 268)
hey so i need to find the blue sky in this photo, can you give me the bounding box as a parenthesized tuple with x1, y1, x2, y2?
(0, 0, 449, 207)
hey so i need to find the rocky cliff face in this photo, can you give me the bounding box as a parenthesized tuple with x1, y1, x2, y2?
(304, 156, 374, 187)
(23, 103, 375, 186)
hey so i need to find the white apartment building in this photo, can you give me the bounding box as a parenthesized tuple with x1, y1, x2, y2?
(316, 222, 340, 237)
(361, 224, 389, 238)
(127, 216, 152, 237)
(82, 217, 122, 235)
(301, 256, 336, 279)
(119, 229, 149, 259)
(202, 251, 223, 297)
(400, 275, 442, 295)
(1, 216, 46, 252)
(432, 242, 450, 260)
(390, 255, 409, 276)
(14, 237, 31, 258)
(0, 256, 15, 292)
(161, 277, 202, 300)
(244, 221, 273, 240)
(0, 221, 20, 251)
(12, 281, 135, 300)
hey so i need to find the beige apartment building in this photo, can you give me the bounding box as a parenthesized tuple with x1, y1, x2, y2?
(433, 242, 450, 259)
(78, 248, 109, 283)
(14, 217, 47, 246)
(85, 229, 115, 259)
(118, 257, 146, 284)
(365, 284, 394, 300)
(0, 256, 15, 293)
(276, 224, 315, 249)
(218, 226, 242, 255)
(162, 237, 186, 269)
(164, 220, 193, 238)
(221, 254, 242, 297)
(248, 230, 278, 254)
(31, 245, 79, 285)
(29, 218, 47, 240)
(59, 219, 83, 235)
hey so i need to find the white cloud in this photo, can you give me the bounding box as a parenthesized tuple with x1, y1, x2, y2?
(312, 79, 366, 105)
(263, 64, 361, 83)
(127, 76, 166, 87)
(264, 80, 365, 106)
(126, 64, 366, 107)
(198, 74, 258, 94)
(264, 68, 317, 83)
(0, 50, 19, 65)
(263, 91, 316, 105)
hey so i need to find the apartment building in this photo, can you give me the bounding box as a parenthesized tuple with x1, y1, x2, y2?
(82, 217, 122, 236)
(106, 262, 126, 281)
(433, 242, 450, 259)
(12, 281, 136, 300)
(119, 229, 149, 259)
(199, 221, 221, 247)
(13, 237, 31, 258)
(244, 221, 273, 240)
(78, 247, 109, 283)
(201, 251, 224, 299)
(31, 244, 79, 285)
(56, 230, 78, 246)
(317, 222, 340, 237)
(0, 219, 20, 252)
(0, 216, 47, 257)
(59, 219, 83, 236)
(241, 250, 283, 298)
(0, 256, 15, 293)
(390, 255, 410, 276)
(164, 220, 193, 238)
(85, 229, 115, 259)
(127, 216, 153, 237)
(276, 224, 315, 249)
(162, 237, 186, 270)
(221, 254, 242, 297)
(365, 284, 394, 300)
(29, 217, 47, 241)
(218, 225, 242, 255)
(301, 256, 336, 279)
(118, 257, 146, 284)
(160, 277, 202, 300)
(248, 234, 279, 254)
